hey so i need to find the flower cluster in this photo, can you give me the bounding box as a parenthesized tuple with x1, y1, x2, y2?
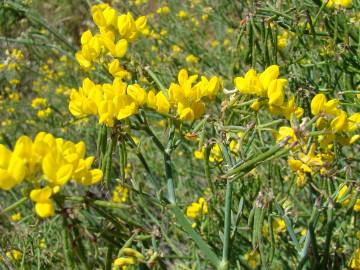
(151, 69, 220, 121)
(311, 93, 360, 146)
(351, 248, 360, 269)
(31, 97, 53, 119)
(186, 197, 208, 228)
(76, 3, 147, 70)
(69, 77, 148, 127)
(324, 0, 352, 8)
(194, 139, 238, 163)
(113, 248, 144, 270)
(0, 132, 103, 217)
(275, 91, 360, 187)
(234, 65, 303, 120)
(288, 144, 324, 187)
(262, 217, 286, 238)
(337, 185, 360, 212)
(112, 184, 129, 203)
(0, 249, 22, 263)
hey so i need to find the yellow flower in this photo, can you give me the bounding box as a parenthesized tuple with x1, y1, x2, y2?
(235, 65, 281, 98)
(235, 69, 262, 95)
(92, 4, 117, 29)
(117, 13, 146, 42)
(113, 257, 136, 268)
(275, 126, 297, 144)
(272, 217, 286, 233)
(267, 79, 287, 106)
(0, 144, 26, 190)
(108, 59, 130, 79)
(324, 0, 352, 8)
(185, 54, 199, 63)
(288, 144, 323, 187)
(30, 186, 55, 218)
(354, 199, 360, 212)
(112, 185, 129, 203)
(277, 31, 289, 49)
(346, 113, 360, 132)
(172, 45, 182, 53)
(178, 10, 188, 18)
(310, 94, 340, 116)
(39, 239, 47, 249)
(211, 40, 219, 48)
(69, 78, 99, 117)
(127, 84, 147, 106)
(37, 107, 52, 119)
(9, 79, 20, 85)
(278, 96, 304, 120)
(10, 212, 22, 222)
(31, 97, 47, 109)
(147, 91, 171, 114)
(122, 248, 144, 260)
(8, 93, 20, 101)
(330, 110, 347, 133)
(73, 156, 103, 185)
(166, 69, 219, 121)
(244, 250, 259, 269)
(186, 197, 208, 219)
(250, 100, 261, 111)
(351, 248, 360, 270)
(311, 94, 326, 115)
(194, 148, 205, 159)
(5, 250, 22, 261)
(156, 6, 170, 14)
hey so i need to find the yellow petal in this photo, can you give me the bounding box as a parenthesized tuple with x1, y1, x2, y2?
(114, 39, 128, 58)
(42, 154, 58, 182)
(330, 110, 347, 133)
(8, 155, 25, 183)
(178, 69, 188, 86)
(30, 186, 53, 202)
(311, 94, 327, 115)
(90, 169, 103, 185)
(0, 169, 15, 190)
(267, 79, 287, 106)
(13, 135, 33, 159)
(0, 144, 11, 168)
(156, 92, 170, 114)
(259, 65, 279, 90)
(35, 200, 55, 218)
(56, 164, 74, 185)
(288, 159, 302, 171)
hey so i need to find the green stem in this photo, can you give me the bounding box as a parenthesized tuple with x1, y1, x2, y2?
(0, 197, 27, 215)
(225, 142, 287, 177)
(221, 180, 233, 269)
(171, 205, 220, 267)
(204, 145, 215, 195)
(105, 245, 114, 270)
(64, 196, 128, 209)
(142, 118, 176, 203)
(62, 217, 75, 270)
(145, 66, 167, 94)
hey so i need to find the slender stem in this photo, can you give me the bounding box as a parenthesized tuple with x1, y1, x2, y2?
(204, 145, 215, 195)
(142, 117, 176, 203)
(62, 216, 74, 270)
(225, 142, 287, 177)
(164, 151, 176, 204)
(165, 124, 176, 204)
(105, 245, 114, 270)
(221, 180, 233, 269)
(64, 196, 128, 209)
(145, 66, 167, 93)
(0, 197, 27, 215)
